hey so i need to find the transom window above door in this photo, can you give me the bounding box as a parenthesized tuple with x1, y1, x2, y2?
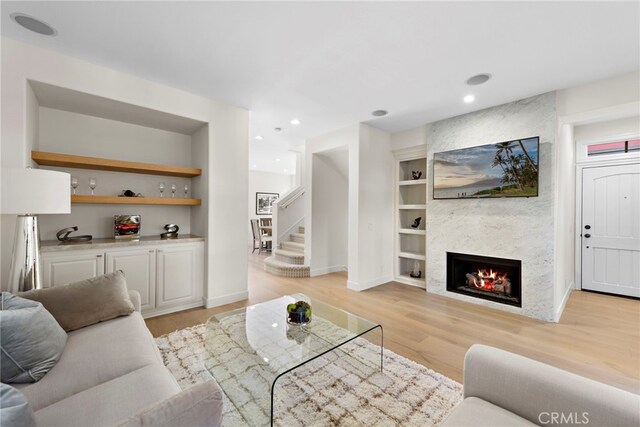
(586, 139, 640, 157)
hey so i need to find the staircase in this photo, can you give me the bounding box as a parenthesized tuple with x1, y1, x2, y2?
(264, 226, 310, 278)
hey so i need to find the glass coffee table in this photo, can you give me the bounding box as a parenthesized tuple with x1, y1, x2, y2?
(204, 294, 383, 426)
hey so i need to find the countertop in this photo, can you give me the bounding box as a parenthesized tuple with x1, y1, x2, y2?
(40, 234, 204, 252)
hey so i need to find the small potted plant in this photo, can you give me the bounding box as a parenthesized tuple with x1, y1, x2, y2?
(286, 301, 312, 325)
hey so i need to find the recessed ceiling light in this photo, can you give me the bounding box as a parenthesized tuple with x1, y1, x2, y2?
(466, 73, 492, 86)
(252, 164, 257, 168)
(371, 110, 388, 117)
(463, 95, 475, 103)
(275, 158, 281, 162)
(255, 135, 263, 140)
(284, 169, 288, 172)
(290, 119, 301, 125)
(10, 13, 57, 36)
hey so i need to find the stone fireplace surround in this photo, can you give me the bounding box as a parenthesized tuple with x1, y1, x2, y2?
(425, 93, 556, 321)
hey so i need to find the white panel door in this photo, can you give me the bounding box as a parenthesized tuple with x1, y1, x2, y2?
(42, 251, 105, 288)
(105, 248, 156, 311)
(156, 245, 200, 308)
(582, 163, 640, 297)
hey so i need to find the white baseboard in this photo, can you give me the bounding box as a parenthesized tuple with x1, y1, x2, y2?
(554, 282, 574, 322)
(310, 265, 347, 277)
(142, 300, 203, 319)
(348, 275, 393, 292)
(204, 291, 249, 308)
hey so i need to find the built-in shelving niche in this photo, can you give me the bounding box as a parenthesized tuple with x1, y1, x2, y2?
(394, 150, 427, 289)
(28, 80, 209, 240)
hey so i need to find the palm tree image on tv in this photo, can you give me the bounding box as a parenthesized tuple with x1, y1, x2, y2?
(433, 137, 539, 199)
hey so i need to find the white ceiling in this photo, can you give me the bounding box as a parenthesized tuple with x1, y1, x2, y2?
(2, 2, 639, 175)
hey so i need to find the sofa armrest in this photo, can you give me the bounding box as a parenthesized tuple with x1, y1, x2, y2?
(115, 380, 223, 427)
(128, 291, 141, 313)
(463, 344, 640, 426)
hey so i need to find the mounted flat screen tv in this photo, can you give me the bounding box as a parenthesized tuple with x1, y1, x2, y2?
(433, 136, 539, 199)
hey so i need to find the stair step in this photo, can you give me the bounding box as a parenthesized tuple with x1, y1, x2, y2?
(298, 226, 305, 234)
(274, 249, 305, 265)
(264, 257, 310, 278)
(290, 233, 305, 243)
(281, 241, 304, 252)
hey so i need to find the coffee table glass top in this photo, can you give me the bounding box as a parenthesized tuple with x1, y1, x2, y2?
(204, 294, 382, 426)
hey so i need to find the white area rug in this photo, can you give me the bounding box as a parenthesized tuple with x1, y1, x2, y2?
(156, 321, 462, 426)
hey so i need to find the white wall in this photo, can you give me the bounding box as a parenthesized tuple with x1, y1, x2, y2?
(355, 124, 394, 289)
(553, 122, 575, 320)
(305, 123, 393, 290)
(248, 170, 294, 243)
(310, 150, 349, 275)
(556, 71, 640, 118)
(426, 92, 557, 322)
(190, 124, 209, 298)
(1, 38, 249, 309)
(574, 116, 640, 142)
(390, 125, 428, 151)
(36, 107, 193, 240)
(207, 104, 249, 306)
(553, 71, 640, 320)
(305, 124, 359, 284)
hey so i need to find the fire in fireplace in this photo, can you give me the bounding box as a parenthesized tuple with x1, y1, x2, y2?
(447, 252, 522, 307)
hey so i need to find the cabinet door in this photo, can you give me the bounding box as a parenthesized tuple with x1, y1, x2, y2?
(105, 248, 156, 311)
(156, 245, 201, 308)
(42, 251, 105, 288)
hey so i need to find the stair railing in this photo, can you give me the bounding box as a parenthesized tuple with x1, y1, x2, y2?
(272, 186, 305, 250)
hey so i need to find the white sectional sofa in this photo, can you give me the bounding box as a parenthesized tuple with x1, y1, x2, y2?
(14, 291, 223, 427)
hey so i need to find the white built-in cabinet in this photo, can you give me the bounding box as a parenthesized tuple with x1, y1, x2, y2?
(393, 147, 427, 289)
(41, 241, 204, 318)
(43, 250, 105, 288)
(105, 248, 156, 312)
(156, 245, 201, 308)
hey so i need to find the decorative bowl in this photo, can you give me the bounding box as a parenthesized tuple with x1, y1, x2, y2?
(286, 301, 312, 325)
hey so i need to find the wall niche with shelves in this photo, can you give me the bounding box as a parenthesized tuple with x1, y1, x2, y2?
(394, 149, 427, 288)
(29, 80, 209, 241)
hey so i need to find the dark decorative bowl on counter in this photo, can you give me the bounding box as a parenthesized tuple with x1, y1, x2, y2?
(286, 301, 312, 325)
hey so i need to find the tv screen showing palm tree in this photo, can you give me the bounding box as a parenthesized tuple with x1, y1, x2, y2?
(433, 137, 539, 199)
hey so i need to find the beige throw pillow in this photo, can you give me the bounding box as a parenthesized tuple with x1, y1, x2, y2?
(20, 271, 135, 332)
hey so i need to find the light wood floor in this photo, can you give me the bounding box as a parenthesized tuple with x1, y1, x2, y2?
(146, 251, 640, 394)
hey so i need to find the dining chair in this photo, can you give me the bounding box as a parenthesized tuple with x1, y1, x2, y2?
(251, 219, 272, 254)
(259, 217, 272, 227)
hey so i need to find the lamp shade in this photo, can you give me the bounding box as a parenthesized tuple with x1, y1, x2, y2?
(1, 168, 70, 214)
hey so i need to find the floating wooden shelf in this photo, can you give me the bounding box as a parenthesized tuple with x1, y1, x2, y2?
(32, 151, 201, 178)
(398, 204, 427, 210)
(399, 228, 426, 235)
(399, 179, 427, 186)
(72, 195, 201, 206)
(398, 251, 426, 261)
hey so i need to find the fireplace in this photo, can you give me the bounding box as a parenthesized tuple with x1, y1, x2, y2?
(446, 252, 522, 307)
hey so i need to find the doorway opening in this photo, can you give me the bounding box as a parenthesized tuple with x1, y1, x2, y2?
(575, 118, 640, 298)
(310, 147, 349, 283)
